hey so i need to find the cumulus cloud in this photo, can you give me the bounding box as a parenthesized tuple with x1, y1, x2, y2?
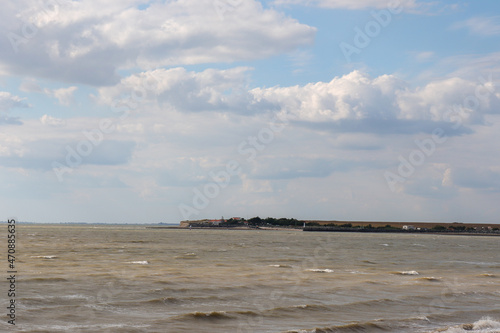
(97, 67, 277, 114)
(252, 71, 500, 134)
(0, 0, 315, 85)
(98, 68, 500, 135)
(44, 86, 78, 106)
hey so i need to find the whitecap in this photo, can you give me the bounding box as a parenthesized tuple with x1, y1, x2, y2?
(306, 268, 334, 273)
(31, 255, 58, 259)
(127, 261, 149, 265)
(435, 316, 500, 333)
(473, 316, 500, 330)
(269, 264, 292, 268)
(415, 276, 441, 282)
(395, 270, 419, 275)
(348, 270, 365, 274)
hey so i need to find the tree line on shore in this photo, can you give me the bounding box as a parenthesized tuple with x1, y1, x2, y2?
(219, 217, 499, 233)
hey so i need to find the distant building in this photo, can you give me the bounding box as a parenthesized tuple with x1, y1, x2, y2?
(210, 219, 222, 225)
(403, 225, 416, 230)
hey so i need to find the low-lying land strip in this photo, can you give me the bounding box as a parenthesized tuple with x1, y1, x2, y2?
(168, 217, 500, 235)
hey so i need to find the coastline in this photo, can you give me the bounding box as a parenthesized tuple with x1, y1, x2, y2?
(146, 225, 500, 236)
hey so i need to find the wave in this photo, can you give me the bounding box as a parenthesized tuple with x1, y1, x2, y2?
(18, 323, 151, 332)
(306, 269, 334, 273)
(23, 277, 68, 282)
(174, 253, 198, 259)
(432, 316, 500, 333)
(172, 311, 235, 321)
(393, 270, 420, 275)
(126, 260, 149, 265)
(31, 255, 58, 259)
(269, 264, 292, 268)
(142, 297, 180, 305)
(478, 273, 497, 278)
(414, 276, 441, 282)
(140, 295, 231, 306)
(284, 322, 388, 332)
(32, 294, 91, 301)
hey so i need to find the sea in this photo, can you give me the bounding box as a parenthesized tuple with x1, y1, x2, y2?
(3, 224, 500, 333)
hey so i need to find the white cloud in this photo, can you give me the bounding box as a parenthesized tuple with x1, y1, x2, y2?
(97, 67, 276, 114)
(97, 68, 500, 137)
(253, 70, 500, 130)
(0, 0, 315, 85)
(454, 16, 500, 36)
(414, 51, 434, 62)
(44, 86, 78, 106)
(40, 114, 66, 127)
(0, 92, 30, 112)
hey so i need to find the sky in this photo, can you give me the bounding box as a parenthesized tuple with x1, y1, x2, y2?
(1, 0, 500, 223)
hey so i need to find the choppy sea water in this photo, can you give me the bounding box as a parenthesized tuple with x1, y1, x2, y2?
(4, 224, 500, 332)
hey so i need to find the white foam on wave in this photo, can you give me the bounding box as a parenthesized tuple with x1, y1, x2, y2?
(394, 270, 419, 275)
(127, 261, 149, 265)
(269, 264, 292, 268)
(434, 316, 500, 333)
(31, 255, 58, 259)
(479, 273, 496, 278)
(306, 268, 334, 273)
(415, 276, 441, 282)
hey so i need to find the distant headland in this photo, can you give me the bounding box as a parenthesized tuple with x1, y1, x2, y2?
(172, 217, 500, 235)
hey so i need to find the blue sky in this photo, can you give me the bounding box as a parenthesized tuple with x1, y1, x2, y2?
(1, 0, 500, 223)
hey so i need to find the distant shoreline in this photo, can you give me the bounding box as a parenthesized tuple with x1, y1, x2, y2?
(146, 225, 500, 236)
(172, 219, 500, 236)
